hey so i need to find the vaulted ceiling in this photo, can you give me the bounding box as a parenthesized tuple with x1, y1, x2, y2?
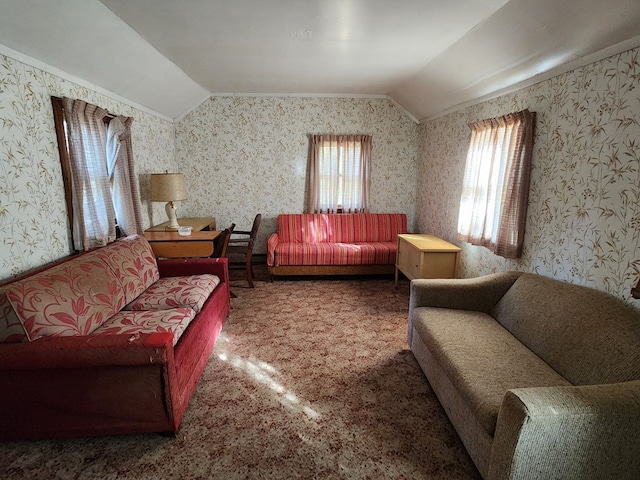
(1, 0, 639, 121)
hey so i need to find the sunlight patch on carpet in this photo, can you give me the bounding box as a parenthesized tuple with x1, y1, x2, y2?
(216, 335, 321, 421)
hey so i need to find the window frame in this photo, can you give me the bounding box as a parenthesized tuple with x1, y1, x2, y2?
(51, 96, 121, 249)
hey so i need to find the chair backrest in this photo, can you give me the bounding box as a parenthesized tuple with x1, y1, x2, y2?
(213, 224, 235, 258)
(247, 214, 262, 248)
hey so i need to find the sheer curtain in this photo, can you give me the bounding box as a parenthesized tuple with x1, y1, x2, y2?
(307, 134, 371, 213)
(457, 109, 535, 258)
(63, 97, 115, 250)
(106, 116, 143, 236)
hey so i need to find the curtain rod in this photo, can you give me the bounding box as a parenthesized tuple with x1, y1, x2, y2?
(51, 95, 116, 120)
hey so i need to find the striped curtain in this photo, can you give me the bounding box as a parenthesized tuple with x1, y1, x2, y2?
(106, 116, 143, 236)
(457, 109, 535, 258)
(63, 97, 115, 250)
(307, 134, 371, 213)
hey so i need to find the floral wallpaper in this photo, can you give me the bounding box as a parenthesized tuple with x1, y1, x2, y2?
(3, 42, 638, 307)
(417, 47, 640, 305)
(0, 53, 176, 281)
(175, 96, 419, 254)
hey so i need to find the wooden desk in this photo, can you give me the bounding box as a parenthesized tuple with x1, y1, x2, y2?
(145, 217, 216, 232)
(144, 230, 221, 258)
(145, 217, 218, 258)
(395, 234, 461, 287)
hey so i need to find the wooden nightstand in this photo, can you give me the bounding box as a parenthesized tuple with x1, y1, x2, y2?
(395, 234, 461, 287)
(144, 217, 219, 258)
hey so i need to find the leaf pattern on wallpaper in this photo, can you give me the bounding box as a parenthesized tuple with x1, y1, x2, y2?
(1, 50, 418, 278)
(174, 96, 419, 254)
(418, 47, 640, 305)
(2, 45, 639, 306)
(0, 55, 65, 276)
(0, 54, 176, 280)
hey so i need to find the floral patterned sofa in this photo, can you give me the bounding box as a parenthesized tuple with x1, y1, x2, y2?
(0, 234, 230, 440)
(267, 213, 408, 277)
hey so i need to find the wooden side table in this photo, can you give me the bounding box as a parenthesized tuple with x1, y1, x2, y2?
(395, 234, 461, 287)
(144, 217, 219, 258)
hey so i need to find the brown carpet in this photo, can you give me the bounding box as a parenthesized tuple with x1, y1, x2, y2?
(0, 269, 480, 479)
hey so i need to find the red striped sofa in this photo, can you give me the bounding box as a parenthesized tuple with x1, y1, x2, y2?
(0, 234, 230, 440)
(267, 213, 407, 277)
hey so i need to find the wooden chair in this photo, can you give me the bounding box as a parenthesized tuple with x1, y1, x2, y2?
(227, 214, 262, 287)
(212, 224, 235, 258)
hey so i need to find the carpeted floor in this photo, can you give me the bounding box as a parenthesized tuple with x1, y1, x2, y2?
(0, 269, 481, 479)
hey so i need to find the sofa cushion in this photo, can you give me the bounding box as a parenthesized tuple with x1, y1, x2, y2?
(124, 274, 220, 314)
(5, 252, 126, 341)
(276, 213, 407, 244)
(272, 241, 397, 266)
(91, 308, 196, 347)
(0, 287, 28, 343)
(349, 214, 407, 242)
(491, 273, 640, 386)
(278, 214, 326, 243)
(412, 306, 571, 436)
(95, 234, 160, 305)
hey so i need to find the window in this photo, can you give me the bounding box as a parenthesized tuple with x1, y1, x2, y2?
(52, 97, 143, 251)
(306, 134, 372, 213)
(457, 109, 535, 258)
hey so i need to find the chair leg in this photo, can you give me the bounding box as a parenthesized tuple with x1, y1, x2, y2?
(246, 255, 254, 288)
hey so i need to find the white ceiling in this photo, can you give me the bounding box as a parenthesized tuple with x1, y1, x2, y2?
(1, 0, 640, 121)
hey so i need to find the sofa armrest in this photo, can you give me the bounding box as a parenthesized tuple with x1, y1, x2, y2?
(157, 257, 229, 284)
(0, 333, 174, 370)
(267, 232, 279, 266)
(488, 381, 640, 480)
(409, 271, 523, 315)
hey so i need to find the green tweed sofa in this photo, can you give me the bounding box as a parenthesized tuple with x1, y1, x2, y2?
(408, 271, 640, 480)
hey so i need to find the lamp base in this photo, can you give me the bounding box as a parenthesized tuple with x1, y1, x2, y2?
(165, 201, 180, 230)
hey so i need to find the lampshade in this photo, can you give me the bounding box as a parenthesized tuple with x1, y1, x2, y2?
(149, 173, 187, 202)
(149, 173, 188, 230)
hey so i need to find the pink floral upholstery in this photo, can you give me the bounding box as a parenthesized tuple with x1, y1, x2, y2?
(0, 288, 28, 343)
(0, 249, 230, 439)
(1, 236, 219, 345)
(91, 308, 196, 347)
(124, 274, 220, 314)
(5, 255, 126, 341)
(95, 234, 159, 305)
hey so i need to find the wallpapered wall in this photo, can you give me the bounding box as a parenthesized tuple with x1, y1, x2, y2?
(0, 53, 176, 280)
(2, 43, 637, 305)
(175, 96, 419, 253)
(417, 47, 640, 304)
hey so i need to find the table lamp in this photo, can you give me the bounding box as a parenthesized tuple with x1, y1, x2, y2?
(149, 173, 187, 230)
